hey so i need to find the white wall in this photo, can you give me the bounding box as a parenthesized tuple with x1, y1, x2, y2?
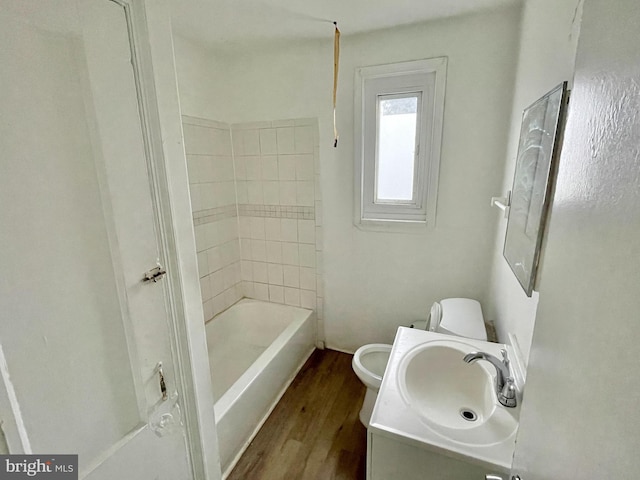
(173, 35, 229, 120)
(173, 6, 521, 352)
(485, 0, 583, 363)
(510, 0, 640, 476)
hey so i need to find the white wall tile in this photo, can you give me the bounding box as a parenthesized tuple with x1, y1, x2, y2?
(183, 124, 215, 155)
(234, 156, 246, 180)
(297, 220, 315, 244)
(269, 285, 284, 303)
(231, 129, 245, 156)
(224, 286, 238, 308)
(207, 246, 222, 272)
(264, 218, 281, 241)
(211, 271, 225, 296)
(284, 287, 301, 307)
(295, 154, 314, 180)
(279, 181, 297, 205)
(236, 181, 248, 203)
(242, 281, 255, 298)
(239, 217, 252, 239)
(281, 242, 299, 265)
(280, 219, 298, 242)
(247, 181, 264, 204)
(278, 155, 296, 181)
(245, 156, 261, 180)
(276, 127, 295, 154)
(220, 242, 234, 266)
(300, 267, 316, 290)
(202, 298, 214, 322)
(294, 126, 315, 154)
(243, 129, 261, 155)
(283, 265, 299, 288)
(250, 217, 265, 239)
(261, 155, 278, 180)
(251, 239, 267, 262)
(272, 119, 295, 128)
(239, 238, 252, 260)
(268, 264, 284, 286)
(220, 181, 237, 206)
(241, 260, 252, 281)
(197, 252, 208, 278)
(299, 244, 316, 267)
(252, 261, 268, 283)
(259, 128, 278, 155)
(213, 156, 235, 182)
(212, 294, 226, 317)
(300, 289, 316, 309)
(214, 128, 232, 156)
(263, 181, 280, 204)
(200, 275, 210, 301)
(254, 282, 269, 301)
(296, 181, 314, 206)
(266, 241, 283, 264)
(220, 265, 231, 289)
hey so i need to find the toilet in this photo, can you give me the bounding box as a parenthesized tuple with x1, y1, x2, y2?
(352, 298, 488, 427)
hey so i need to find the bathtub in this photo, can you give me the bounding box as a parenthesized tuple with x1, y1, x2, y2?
(205, 298, 316, 476)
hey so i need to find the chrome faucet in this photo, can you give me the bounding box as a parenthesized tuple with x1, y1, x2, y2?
(463, 349, 517, 408)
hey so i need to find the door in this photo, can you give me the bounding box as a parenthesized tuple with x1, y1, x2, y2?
(0, 0, 194, 478)
(509, 0, 640, 478)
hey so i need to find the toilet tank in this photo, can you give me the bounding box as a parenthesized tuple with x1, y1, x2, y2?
(436, 298, 487, 341)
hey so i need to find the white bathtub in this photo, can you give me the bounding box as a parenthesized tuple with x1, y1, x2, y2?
(205, 298, 316, 476)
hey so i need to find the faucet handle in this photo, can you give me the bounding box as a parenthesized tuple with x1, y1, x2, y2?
(500, 349, 510, 368)
(499, 377, 517, 407)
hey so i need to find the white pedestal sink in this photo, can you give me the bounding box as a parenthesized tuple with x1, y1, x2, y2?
(367, 327, 522, 479)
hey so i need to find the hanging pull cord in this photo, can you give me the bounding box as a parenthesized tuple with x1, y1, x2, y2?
(333, 22, 340, 148)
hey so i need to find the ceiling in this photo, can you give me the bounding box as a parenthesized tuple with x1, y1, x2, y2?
(169, 0, 520, 49)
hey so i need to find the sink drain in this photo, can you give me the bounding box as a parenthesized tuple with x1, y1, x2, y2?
(459, 408, 478, 422)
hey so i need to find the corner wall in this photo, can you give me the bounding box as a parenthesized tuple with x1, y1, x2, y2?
(485, 0, 583, 363)
(174, 5, 521, 352)
(174, 6, 521, 352)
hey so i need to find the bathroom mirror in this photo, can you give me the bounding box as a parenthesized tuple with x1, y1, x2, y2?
(504, 82, 569, 296)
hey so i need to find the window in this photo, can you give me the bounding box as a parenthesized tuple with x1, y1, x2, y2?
(354, 58, 447, 229)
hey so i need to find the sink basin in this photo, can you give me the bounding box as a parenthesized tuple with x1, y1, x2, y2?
(397, 339, 518, 446)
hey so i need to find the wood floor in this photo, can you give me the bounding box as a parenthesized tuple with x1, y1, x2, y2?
(228, 349, 367, 480)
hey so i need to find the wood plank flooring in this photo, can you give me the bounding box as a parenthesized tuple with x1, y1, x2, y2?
(228, 349, 367, 480)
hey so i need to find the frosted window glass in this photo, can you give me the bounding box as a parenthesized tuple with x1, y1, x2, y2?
(376, 94, 420, 202)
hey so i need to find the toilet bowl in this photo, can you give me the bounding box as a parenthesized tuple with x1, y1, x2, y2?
(352, 298, 487, 427)
(352, 344, 392, 426)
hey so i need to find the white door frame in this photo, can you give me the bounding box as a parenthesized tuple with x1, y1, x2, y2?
(0, 1, 221, 478)
(115, 1, 222, 479)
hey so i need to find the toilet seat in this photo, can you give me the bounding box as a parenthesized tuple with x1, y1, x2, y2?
(352, 344, 392, 390)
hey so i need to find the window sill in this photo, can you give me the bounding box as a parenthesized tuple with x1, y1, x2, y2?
(354, 218, 433, 234)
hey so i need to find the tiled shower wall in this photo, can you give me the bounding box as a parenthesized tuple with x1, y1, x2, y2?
(232, 119, 323, 323)
(183, 116, 323, 329)
(183, 116, 242, 321)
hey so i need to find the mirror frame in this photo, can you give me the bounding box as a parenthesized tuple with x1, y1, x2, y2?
(503, 82, 570, 296)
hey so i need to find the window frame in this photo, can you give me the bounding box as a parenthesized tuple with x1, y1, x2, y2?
(354, 58, 447, 231)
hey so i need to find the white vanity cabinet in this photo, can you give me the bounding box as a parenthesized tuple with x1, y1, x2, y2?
(367, 430, 507, 480)
(366, 328, 520, 480)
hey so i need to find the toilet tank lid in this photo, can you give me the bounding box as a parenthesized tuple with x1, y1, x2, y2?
(439, 298, 486, 340)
